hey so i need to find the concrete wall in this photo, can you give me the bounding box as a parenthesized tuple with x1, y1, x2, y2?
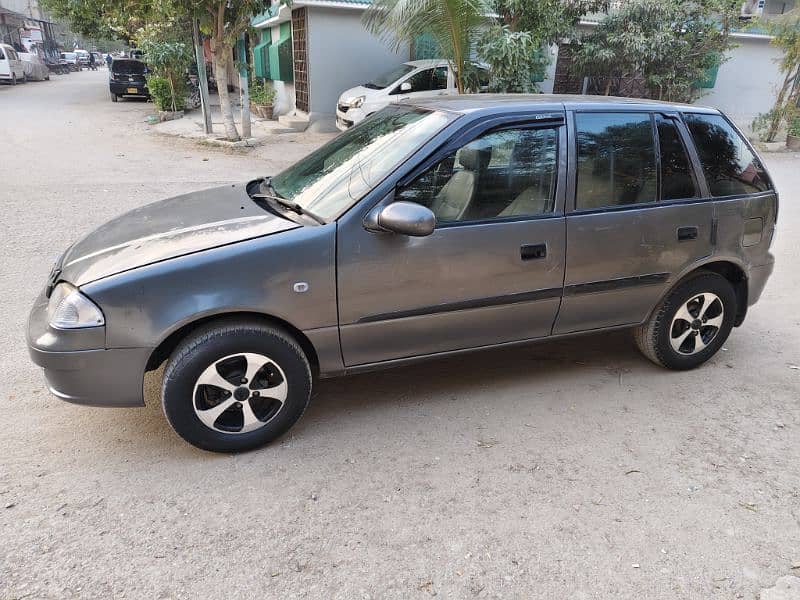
(1, 0, 46, 19)
(696, 36, 784, 131)
(306, 7, 407, 125)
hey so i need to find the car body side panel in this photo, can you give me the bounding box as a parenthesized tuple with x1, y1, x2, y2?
(81, 224, 339, 354)
(555, 201, 715, 333)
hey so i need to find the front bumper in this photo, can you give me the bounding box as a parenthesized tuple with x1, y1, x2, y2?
(336, 105, 367, 131)
(27, 290, 149, 407)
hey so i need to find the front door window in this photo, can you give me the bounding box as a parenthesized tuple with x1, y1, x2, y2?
(396, 126, 559, 223)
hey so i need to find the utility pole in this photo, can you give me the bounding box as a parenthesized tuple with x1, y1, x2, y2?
(237, 34, 251, 139)
(193, 17, 212, 135)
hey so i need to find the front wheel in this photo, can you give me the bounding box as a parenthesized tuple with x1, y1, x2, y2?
(161, 320, 313, 452)
(634, 272, 736, 370)
(111, 93, 118, 102)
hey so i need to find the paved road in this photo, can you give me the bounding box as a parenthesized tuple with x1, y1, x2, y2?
(1, 71, 799, 600)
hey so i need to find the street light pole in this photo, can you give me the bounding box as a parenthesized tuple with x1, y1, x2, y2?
(193, 17, 212, 135)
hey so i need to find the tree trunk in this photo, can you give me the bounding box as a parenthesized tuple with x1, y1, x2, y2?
(212, 48, 240, 141)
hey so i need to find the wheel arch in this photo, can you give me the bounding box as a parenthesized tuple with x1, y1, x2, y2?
(144, 311, 320, 375)
(662, 259, 748, 327)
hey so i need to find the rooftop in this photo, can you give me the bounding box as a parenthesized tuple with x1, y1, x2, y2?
(406, 93, 717, 114)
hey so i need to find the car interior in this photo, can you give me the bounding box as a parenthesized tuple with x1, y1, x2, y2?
(399, 127, 557, 222)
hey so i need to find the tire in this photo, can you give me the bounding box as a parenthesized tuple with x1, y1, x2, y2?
(22, 73, 27, 83)
(634, 271, 736, 370)
(111, 93, 118, 102)
(161, 319, 313, 453)
(11, 73, 16, 85)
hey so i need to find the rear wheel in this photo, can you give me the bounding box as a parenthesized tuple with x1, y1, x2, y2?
(634, 272, 736, 370)
(11, 73, 16, 85)
(111, 93, 118, 102)
(161, 320, 313, 452)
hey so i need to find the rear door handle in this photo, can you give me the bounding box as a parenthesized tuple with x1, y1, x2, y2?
(677, 226, 698, 241)
(521, 243, 547, 260)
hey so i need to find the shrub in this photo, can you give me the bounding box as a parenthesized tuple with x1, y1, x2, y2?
(250, 79, 276, 106)
(147, 75, 186, 112)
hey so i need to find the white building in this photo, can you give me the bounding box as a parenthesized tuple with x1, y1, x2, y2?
(251, 0, 407, 131)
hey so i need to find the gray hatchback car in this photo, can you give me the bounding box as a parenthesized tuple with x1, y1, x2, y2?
(28, 95, 777, 452)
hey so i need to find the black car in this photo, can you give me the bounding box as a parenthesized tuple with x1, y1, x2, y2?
(109, 58, 148, 102)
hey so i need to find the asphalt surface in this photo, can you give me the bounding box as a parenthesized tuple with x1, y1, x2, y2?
(1, 70, 799, 600)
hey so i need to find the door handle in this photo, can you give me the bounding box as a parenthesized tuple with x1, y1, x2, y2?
(521, 243, 547, 260)
(677, 226, 698, 241)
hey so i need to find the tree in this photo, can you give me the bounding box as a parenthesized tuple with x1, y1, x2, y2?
(571, 0, 739, 102)
(186, 0, 270, 140)
(40, 0, 154, 43)
(754, 9, 800, 141)
(363, 0, 488, 93)
(477, 0, 604, 93)
(138, 20, 193, 111)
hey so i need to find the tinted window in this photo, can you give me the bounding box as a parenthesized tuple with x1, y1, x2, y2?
(684, 113, 771, 196)
(576, 113, 657, 210)
(112, 60, 146, 75)
(657, 117, 698, 200)
(396, 126, 558, 223)
(366, 63, 415, 89)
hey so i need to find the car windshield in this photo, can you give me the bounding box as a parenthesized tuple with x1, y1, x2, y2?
(270, 105, 454, 221)
(113, 60, 145, 74)
(364, 63, 416, 89)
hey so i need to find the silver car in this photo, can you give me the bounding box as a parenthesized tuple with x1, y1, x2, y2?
(27, 96, 777, 452)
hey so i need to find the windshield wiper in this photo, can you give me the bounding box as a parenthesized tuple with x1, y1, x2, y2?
(250, 192, 327, 226)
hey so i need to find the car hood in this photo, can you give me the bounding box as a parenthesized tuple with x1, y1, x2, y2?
(60, 183, 300, 286)
(339, 85, 380, 103)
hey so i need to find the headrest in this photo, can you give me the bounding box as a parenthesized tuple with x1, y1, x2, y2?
(458, 145, 491, 172)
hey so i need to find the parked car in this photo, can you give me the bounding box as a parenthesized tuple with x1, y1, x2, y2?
(336, 59, 488, 131)
(109, 58, 148, 101)
(60, 52, 79, 71)
(19, 52, 50, 81)
(75, 49, 90, 69)
(0, 43, 26, 84)
(27, 96, 777, 453)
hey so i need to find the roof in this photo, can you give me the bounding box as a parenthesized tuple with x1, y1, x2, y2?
(405, 94, 716, 115)
(252, 0, 371, 28)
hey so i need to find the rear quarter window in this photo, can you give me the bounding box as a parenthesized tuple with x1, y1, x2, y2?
(684, 113, 772, 196)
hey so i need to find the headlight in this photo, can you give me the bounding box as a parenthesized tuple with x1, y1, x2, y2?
(347, 95, 365, 108)
(47, 283, 105, 329)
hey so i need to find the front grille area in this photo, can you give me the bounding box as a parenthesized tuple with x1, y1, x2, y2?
(338, 103, 349, 113)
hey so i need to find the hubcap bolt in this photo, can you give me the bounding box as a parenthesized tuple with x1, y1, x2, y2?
(235, 402, 242, 408)
(240, 378, 248, 384)
(252, 391, 260, 397)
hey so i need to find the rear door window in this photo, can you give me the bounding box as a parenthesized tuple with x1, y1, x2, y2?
(684, 113, 772, 196)
(575, 112, 657, 210)
(657, 116, 699, 200)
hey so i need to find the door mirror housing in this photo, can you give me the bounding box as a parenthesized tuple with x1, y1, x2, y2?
(399, 81, 412, 93)
(364, 201, 436, 237)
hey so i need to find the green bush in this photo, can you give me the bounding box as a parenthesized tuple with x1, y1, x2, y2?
(250, 79, 276, 106)
(147, 75, 186, 112)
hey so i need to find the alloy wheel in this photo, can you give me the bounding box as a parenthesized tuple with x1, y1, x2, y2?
(192, 352, 288, 434)
(669, 292, 724, 355)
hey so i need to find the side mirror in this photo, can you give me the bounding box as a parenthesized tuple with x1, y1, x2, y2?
(364, 201, 435, 237)
(399, 81, 412, 93)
